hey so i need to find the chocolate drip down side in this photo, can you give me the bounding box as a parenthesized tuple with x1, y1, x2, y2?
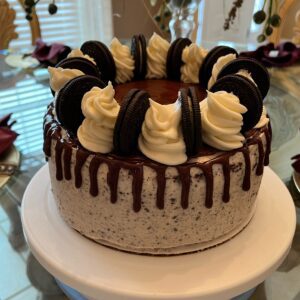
(89, 156, 102, 197)
(74, 150, 89, 188)
(107, 163, 120, 204)
(63, 145, 72, 180)
(156, 166, 167, 209)
(44, 107, 271, 212)
(222, 157, 230, 203)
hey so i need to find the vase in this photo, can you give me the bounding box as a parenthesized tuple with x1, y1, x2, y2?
(168, 0, 201, 41)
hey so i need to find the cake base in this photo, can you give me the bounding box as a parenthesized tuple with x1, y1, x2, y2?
(83, 205, 255, 255)
(21, 165, 296, 300)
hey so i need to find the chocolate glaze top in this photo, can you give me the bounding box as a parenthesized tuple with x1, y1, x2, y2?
(114, 79, 206, 104)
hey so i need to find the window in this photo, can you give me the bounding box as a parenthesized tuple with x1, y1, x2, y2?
(197, 0, 264, 50)
(1, 0, 113, 157)
(8, 0, 113, 51)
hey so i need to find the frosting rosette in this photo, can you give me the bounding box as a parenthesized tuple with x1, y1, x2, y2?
(181, 43, 207, 83)
(255, 106, 269, 128)
(236, 69, 257, 86)
(67, 48, 96, 64)
(77, 82, 120, 153)
(48, 67, 84, 93)
(207, 53, 236, 89)
(146, 32, 170, 79)
(138, 99, 187, 165)
(201, 91, 247, 151)
(110, 38, 134, 83)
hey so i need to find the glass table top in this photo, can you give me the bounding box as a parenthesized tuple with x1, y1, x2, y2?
(0, 60, 300, 300)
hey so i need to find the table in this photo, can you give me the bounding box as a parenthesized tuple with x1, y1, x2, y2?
(1, 62, 300, 299)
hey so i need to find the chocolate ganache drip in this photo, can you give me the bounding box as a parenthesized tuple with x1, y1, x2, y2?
(44, 107, 271, 212)
(107, 163, 120, 204)
(63, 145, 72, 180)
(156, 166, 166, 209)
(89, 156, 102, 196)
(222, 157, 230, 203)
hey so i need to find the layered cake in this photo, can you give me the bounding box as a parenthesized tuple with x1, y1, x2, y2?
(44, 33, 271, 255)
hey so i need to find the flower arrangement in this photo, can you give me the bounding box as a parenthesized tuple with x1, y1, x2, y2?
(224, 0, 282, 43)
(22, 0, 58, 21)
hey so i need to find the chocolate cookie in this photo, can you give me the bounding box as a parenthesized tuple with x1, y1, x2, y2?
(56, 75, 105, 135)
(131, 34, 147, 80)
(80, 40, 116, 83)
(179, 87, 202, 156)
(216, 57, 270, 99)
(166, 38, 192, 80)
(51, 57, 101, 95)
(210, 74, 262, 132)
(199, 46, 238, 88)
(113, 89, 150, 155)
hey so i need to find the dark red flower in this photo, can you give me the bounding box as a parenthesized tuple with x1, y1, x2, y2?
(291, 154, 300, 173)
(0, 114, 18, 156)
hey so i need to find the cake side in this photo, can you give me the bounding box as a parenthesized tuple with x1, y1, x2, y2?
(45, 105, 271, 255)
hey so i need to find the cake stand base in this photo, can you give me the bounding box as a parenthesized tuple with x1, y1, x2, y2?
(22, 165, 296, 300)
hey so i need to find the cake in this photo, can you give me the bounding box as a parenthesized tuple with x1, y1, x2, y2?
(44, 33, 271, 255)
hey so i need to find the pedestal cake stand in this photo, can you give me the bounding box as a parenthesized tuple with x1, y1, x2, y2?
(21, 165, 296, 300)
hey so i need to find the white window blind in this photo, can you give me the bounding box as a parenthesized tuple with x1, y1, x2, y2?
(8, 0, 83, 51)
(8, 0, 113, 51)
(0, 75, 52, 157)
(1, 1, 113, 157)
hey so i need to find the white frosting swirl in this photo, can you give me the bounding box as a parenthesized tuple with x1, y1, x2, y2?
(181, 43, 207, 83)
(77, 82, 120, 153)
(255, 106, 269, 128)
(146, 32, 170, 79)
(67, 48, 96, 65)
(236, 69, 257, 86)
(48, 67, 84, 92)
(201, 91, 247, 151)
(207, 53, 236, 89)
(138, 99, 187, 165)
(110, 38, 134, 83)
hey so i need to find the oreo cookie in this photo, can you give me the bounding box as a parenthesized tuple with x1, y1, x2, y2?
(210, 74, 262, 132)
(216, 57, 270, 99)
(113, 89, 150, 155)
(199, 46, 238, 88)
(131, 34, 147, 80)
(166, 38, 192, 80)
(56, 75, 105, 135)
(51, 57, 101, 95)
(81, 40, 116, 83)
(179, 87, 202, 156)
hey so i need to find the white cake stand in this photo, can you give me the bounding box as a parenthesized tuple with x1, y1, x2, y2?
(21, 165, 296, 300)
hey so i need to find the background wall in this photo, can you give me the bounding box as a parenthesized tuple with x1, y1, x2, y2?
(112, 0, 158, 39)
(111, 0, 300, 43)
(281, 1, 300, 39)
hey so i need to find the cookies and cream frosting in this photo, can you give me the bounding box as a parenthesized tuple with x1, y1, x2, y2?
(77, 82, 120, 153)
(138, 99, 187, 165)
(146, 32, 170, 79)
(207, 53, 237, 89)
(67, 49, 96, 65)
(110, 38, 134, 84)
(48, 67, 84, 93)
(201, 91, 247, 151)
(181, 43, 207, 83)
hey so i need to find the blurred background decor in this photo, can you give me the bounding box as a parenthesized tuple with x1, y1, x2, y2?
(0, 0, 18, 50)
(292, 10, 300, 45)
(17, 0, 41, 46)
(267, 0, 297, 46)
